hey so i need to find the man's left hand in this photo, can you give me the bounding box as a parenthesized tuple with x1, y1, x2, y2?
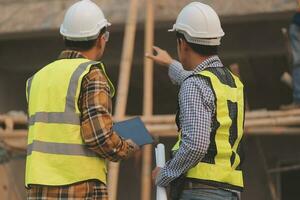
(152, 167, 161, 184)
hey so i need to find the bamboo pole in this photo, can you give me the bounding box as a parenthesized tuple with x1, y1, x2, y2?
(2, 123, 300, 146)
(269, 164, 300, 173)
(141, 114, 175, 124)
(147, 124, 300, 136)
(107, 0, 139, 199)
(0, 164, 22, 200)
(0, 130, 28, 139)
(245, 109, 300, 119)
(125, 108, 300, 124)
(143, 0, 154, 116)
(12, 110, 298, 126)
(141, 0, 154, 199)
(146, 124, 177, 135)
(3, 163, 23, 200)
(118, 114, 175, 124)
(244, 126, 300, 135)
(5, 108, 300, 128)
(245, 116, 300, 127)
(0, 115, 28, 124)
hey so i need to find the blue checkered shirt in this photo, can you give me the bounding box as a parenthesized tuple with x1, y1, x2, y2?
(156, 56, 224, 187)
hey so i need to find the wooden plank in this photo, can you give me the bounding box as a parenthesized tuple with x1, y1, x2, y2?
(141, 0, 155, 199)
(107, 0, 139, 199)
(245, 116, 300, 127)
(0, 130, 27, 151)
(0, 115, 27, 124)
(0, 130, 27, 139)
(0, 163, 22, 200)
(245, 126, 300, 135)
(141, 115, 175, 124)
(0, 164, 10, 200)
(133, 109, 300, 123)
(245, 109, 300, 119)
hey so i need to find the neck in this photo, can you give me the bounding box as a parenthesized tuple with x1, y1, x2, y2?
(188, 53, 212, 70)
(80, 49, 98, 61)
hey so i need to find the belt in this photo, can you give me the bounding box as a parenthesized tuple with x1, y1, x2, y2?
(184, 181, 218, 190)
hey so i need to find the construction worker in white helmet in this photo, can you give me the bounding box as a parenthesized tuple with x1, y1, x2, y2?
(148, 2, 244, 200)
(25, 0, 139, 199)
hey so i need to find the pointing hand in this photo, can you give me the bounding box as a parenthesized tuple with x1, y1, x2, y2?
(145, 46, 173, 67)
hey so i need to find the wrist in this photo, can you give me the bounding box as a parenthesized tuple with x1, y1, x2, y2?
(165, 58, 173, 66)
(165, 59, 175, 68)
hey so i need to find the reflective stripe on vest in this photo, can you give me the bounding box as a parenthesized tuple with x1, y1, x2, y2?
(25, 59, 113, 186)
(172, 68, 244, 189)
(27, 140, 97, 157)
(27, 61, 115, 126)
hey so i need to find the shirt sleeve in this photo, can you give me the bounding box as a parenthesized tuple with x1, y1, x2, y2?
(156, 77, 215, 187)
(78, 66, 135, 162)
(168, 60, 193, 85)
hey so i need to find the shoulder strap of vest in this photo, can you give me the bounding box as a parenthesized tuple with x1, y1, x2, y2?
(199, 67, 237, 88)
(96, 62, 115, 97)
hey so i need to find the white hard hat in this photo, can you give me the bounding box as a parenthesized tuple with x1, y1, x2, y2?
(60, 0, 111, 41)
(169, 2, 225, 46)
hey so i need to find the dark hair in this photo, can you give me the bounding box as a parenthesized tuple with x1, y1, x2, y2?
(176, 32, 218, 56)
(64, 27, 107, 51)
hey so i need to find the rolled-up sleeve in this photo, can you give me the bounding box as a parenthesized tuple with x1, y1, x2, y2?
(168, 60, 193, 85)
(78, 66, 135, 162)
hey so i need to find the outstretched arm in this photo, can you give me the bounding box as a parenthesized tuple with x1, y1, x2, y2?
(146, 46, 192, 85)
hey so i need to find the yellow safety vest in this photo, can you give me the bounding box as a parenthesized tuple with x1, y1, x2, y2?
(25, 58, 115, 187)
(172, 68, 244, 190)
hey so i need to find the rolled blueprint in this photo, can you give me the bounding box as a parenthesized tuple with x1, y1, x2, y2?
(155, 143, 168, 200)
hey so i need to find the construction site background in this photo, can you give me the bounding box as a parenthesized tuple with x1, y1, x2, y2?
(1, 0, 300, 200)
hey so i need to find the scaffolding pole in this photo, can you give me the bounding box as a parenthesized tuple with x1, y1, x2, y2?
(141, 0, 155, 199)
(107, 0, 139, 199)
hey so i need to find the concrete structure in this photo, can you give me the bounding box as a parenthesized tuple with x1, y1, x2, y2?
(0, 0, 298, 35)
(0, 1, 300, 200)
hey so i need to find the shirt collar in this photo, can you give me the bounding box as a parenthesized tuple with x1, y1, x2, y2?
(58, 50, 86, 60)
(192, 55, 223, 74)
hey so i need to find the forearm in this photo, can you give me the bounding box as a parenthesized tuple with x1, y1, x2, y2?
(80, 99, 136, 161)
(156, 125, 210, 186)
(79, 67, 135, 162)
(156, 142, 206, 187)
(168, 60, 193, 85)
(81, 114, 135, 162)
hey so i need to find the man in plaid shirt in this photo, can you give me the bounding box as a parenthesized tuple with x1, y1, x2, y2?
(148, 2, 244, 200)
(26, 1, 138, 199)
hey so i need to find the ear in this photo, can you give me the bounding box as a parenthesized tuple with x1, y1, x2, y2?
(96, 35, 106, 49)
(181, 40, 190, 52)
(177, 38, 184, 50)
